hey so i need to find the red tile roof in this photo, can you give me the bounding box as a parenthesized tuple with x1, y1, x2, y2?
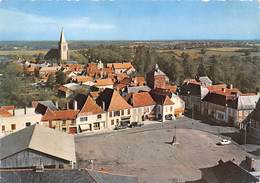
(1, 105, 15, 111)
(41, 109, 79, 121)
(95, 78, 114, 86)
(72, 76, 93, 83)
(96, 88, 132, 111)
(78, 96, 104, 116)
(125, 92, 156, 107)
(0, 108, 13, 117)
(107, 62, 133, 69)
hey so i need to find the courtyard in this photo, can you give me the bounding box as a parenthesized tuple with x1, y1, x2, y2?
(75, 117, 254, 183)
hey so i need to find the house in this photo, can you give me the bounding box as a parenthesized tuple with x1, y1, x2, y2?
(72, 75, 93, 83)
(178, 79, 210, 117)
(122, 85, 151, 96)
(107, 62, 135, 74)
(76, 96, 106, 133)
(0, 124, 76, 169)
(0, 169, 139, 183)
(41, 109, 79, 134)
(247, 98, 260, 142)
(0, 107, 42, 136)
(39, 66, 60, 78)
(34, 100, 58, 115)
(150, 91, 175, 122)
(146, 64, 169, 89)
(94, 78, 114, 90)
(170, 93, 185, 118)
(132, 76, 146, 86)
(58, 83, 89, 98)
(191, 160, 259, 183)
(96, 88, 133, 128)
(201, 87, 259, 128)
(124, 92, 156, 122)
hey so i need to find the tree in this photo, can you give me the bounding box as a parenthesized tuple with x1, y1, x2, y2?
(46, 74, 56, 88)
(56, 70, 67, 85)
(196, 61, 207, 77)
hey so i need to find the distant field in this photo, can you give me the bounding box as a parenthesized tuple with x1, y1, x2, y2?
(206, 47, 250, 52)
(0, 50, 48, 56)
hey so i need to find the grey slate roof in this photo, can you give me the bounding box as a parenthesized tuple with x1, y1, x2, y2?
(126, 86, 151, 94)
(38, 100, 58, 111)
(236, 95, 259, 110)
(0, 125, 76, 163)
(199, 160, 259, 183)
(197, 76, 212, 87)
(0, 169, 139, 183)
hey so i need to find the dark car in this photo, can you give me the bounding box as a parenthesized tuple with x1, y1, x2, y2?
(129, 122, 144, 128)
(165, 114, 173, 120)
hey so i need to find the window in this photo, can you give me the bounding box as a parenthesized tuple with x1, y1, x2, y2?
(80, 117, 88, 122)
(93, 123, 100, 128)
(114, 111, 120, 117)
(62, 120, 66, 126)
(121, 110, 124, 115)
(97, 114, 102, 119)
(62, 128, 66, 132)
(116, 119, 119, 125)
(111, 120, 114, 125)
(11, 124, 16, 130)
(170, 106, 173, 112)
(127, 109, 130, 115)
(109, 112, 113, 117)
(2, 125, 5, 131)
(25, 122, 31, 127)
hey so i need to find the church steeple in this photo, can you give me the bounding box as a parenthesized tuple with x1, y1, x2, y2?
(60, 28, 66, 43)
(58, 28, 69, 64)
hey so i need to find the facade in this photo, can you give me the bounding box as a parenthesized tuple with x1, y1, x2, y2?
(76, 96, 107, 133)
(41, 109, 79, 134)
(124, 92, 156, 122)
(170, 93, 185, 118)
(0, 107, 42, 136)
(178, 79, 210, 117)
(201, 88, 259, 128)
(96, 88, 133, 128)
(58, 28, 69, 63)
(94, 78, 114, 90)
(0, 124, 76, 169)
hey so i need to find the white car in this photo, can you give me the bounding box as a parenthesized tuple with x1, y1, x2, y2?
(218, 139, 231, 145)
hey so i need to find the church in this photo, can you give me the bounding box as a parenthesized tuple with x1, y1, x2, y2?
(45, 28, 69, 64)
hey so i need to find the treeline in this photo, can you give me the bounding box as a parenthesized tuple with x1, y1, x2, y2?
(132, 46, 260, 93)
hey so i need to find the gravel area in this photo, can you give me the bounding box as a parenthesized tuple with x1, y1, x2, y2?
(75, 117, 254, 183)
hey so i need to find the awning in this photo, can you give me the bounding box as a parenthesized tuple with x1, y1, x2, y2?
(79, 124, 90, 131)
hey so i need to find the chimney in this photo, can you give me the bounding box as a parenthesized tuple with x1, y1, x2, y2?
(229, 84, 233, 89)
(222, 88, 226, 92)
(74, 100, 78, 110)
(55, 101, 59, 109)
(102, 101, 105, 110)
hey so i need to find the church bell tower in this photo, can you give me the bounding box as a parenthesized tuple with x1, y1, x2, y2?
(58, 28, 69, 64)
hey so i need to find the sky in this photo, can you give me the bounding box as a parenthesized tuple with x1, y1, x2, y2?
(0, 0, 259, 40)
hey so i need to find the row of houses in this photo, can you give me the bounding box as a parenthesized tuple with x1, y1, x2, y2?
(0, 86, 184, 136)
(179, 76, 260, 129)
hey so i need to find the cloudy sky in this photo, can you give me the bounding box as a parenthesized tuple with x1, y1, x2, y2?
(0, 0, 259, 40)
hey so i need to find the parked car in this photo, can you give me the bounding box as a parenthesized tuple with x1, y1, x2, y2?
(217, 139, 231, 145)
(114, 125, 128, 130)
(129, 122, 144, 128)
(165, 114, 173, 120)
